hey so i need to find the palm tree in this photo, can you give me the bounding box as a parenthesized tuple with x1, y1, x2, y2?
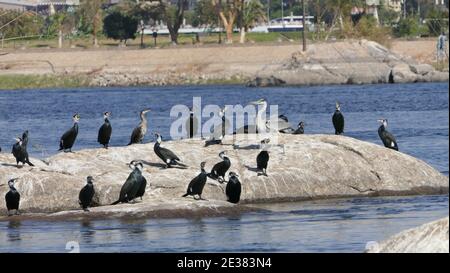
(239, 0, 266, 43)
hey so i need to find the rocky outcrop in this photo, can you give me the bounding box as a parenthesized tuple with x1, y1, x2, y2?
(252, 40, 449, 86)
(366, 217, 449, 253)
(0, 134, 448, 219)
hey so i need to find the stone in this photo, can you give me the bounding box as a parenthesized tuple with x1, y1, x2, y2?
(391, 64, 418, 83)
(0, 134, 447, 220)
(366, 217, 449, 253)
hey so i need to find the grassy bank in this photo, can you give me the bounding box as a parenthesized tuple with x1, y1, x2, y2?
(0, 74, 91, 90)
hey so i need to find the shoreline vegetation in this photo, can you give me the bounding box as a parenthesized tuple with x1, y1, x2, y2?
(0, 39, 448, 90)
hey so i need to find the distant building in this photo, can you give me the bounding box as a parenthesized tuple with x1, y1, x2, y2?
(0, 0, 79, 13)
(384, 0, 402, 13)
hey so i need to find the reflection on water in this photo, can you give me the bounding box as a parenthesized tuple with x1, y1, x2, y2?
(0, 195, 447, 253)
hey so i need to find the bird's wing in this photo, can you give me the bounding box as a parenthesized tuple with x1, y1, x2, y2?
(385, 131, 398, 147)
(159, 147, 180, 161)
(129, 127, 141, 143)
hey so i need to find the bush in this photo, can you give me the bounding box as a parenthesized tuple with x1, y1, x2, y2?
(103, 11, 138, 44)
(394, 16, 420, 38)
(341, 16, 392, 48)
(426, 8, 449, 36)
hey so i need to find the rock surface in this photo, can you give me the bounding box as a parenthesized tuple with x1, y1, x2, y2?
(366, 217, 449, 253)
(0, 134, 448, 220)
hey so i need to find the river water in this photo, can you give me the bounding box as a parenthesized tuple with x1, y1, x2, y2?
(0, 83, 448, 252)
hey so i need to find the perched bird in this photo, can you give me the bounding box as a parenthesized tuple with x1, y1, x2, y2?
(205, 106, 229, 147)
(111, 161, 146, 205)
(59, 113, 80, 152)
(12, 130, 34, 167)
(185, 107, 199, 139)
(292, 121, 305, 135)
(226, 172, 241, 204)
(378, 119, 398, 151)
(182, 162, 208, 200)
(128, 109, 151, 145)
(98, 112, 112, 149)
(134, 161, 148, 201)
(208, 151, 231, 183)
(332, 102, 344, 135)
(154, 133, 187, 168)
(79, 176, 95, 212)
(4, 178, 20, 216)
(256, 139, 270, 176)
(278, 115, 295, 134)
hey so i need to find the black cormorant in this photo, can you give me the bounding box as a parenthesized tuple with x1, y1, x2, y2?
(182, 161, 208, 200)
(256, 139, 270, 176)
(12, 130, 34, 167)
(292, 121, 305, 135)
(98, 112, 112, 149)
(332, 102, 344, 135)
(4, 178, 20, 216)
(111, 161, 144, 205)
(79, 176, 95, 212)
(185, 107, 199, 139)
(154, 133, 187, 168)
(378, 119, 398, 151)
(128, 109, 151, 145)
(208, 151, 231, 183)
(226, 172, 241, 204)
(59, 113, 80, 152)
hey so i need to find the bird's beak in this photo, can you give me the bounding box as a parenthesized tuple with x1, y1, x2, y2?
(250, 99, 263, 105)
(377, 119, 384, 123)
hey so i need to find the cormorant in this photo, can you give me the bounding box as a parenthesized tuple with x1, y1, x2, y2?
(5, 178, 20, 216)
(98, 112, 112, 149)
(111, 161, 144, 205)
(256, 139, 270, 176)
(154, 133, 187, 168)
(134, 161, 147, 200)
(79, 176, 95, 212)
(12, 130, 34, 167)
(332, 102, 344, 135)
(292, 121, 305, 135)
(205, 107, 229, 147)
(226, 172, 241, 204)
(278, 115, 295, 134)
(59, 113, 80, 152)
(185, 107, 199, 139)
(182, 161, 208, 200)
(378, 119, 398, 151)
(128, 109, 151, 145)
(208, 151, 231, 183)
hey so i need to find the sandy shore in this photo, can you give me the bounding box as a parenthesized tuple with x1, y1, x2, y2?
(0, 39, 448, 88)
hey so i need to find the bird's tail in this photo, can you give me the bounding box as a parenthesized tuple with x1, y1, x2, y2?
(26, 160, 34, 167)
(207, 173, 218, 180)
(205, 139, 221, 147)
(182, 193, 189, 197)
(175, 161, 188, 168)
(110, 200, 120, 205)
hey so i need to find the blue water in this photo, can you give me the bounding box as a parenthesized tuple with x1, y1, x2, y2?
(0, 82, 448, 252)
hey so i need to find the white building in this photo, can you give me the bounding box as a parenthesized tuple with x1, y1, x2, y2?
(0, 0, 79, 13)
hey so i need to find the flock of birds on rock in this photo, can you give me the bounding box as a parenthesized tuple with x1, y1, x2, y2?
(1, 99, 399, 216)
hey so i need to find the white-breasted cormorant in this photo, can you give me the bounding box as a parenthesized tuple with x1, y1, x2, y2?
(226, 172, 241, 204)
(205, 107, 230, 147)
(378, 119, 398, 151)
(134, 161, 147, 200)
(79, 176, 95, 211)
(98, 112, 112, 149)
(208, 151, 231, 183)
(256, 139, 270, 176)
(59, 113, 80, 152)
(111, 161, 145, 205)
(128, 109, 151, 145)
(12, 130, 34, 167)
(292, 121, 305, 135)
(182, 161, 208, 200)
(154, 133, 187, 168)
(332, 102, 344, 135)
(4, 178, 20, 216)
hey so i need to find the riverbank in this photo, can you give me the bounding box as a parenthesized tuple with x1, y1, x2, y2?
(0, 134, 447, 221)
(0, 39, 448, 90)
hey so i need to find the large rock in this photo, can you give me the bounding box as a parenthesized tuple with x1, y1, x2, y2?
(0, 135, 448, 218)
(366, 217, 449, 253)
(391, 64, 419, 83)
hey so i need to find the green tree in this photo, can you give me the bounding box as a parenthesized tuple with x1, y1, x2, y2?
(77, 0, 106, 47)
(238, 0, 266, 43)
(162, 0, 189, 45)
(426, 7, 449, 36)
(394, 16, 420, 37)
(192, 0, 218, 28)
(211, 0, 242, 43)
(103, 11, 138, 46)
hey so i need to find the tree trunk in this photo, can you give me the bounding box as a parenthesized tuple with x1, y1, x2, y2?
(58, 30, 63, 48)
(239, 27, 245, 43)
(219, 11, 235, 44)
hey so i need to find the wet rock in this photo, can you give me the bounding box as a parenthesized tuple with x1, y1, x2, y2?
(246, 76, 286, 87)
(366, 217, 449, 253)
(0, 135, 447, 218)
